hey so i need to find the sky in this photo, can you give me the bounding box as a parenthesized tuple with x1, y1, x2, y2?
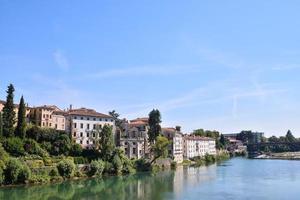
(1, 0, 300, 137)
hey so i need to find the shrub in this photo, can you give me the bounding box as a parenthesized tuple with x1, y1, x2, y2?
(28, 174, 51, 184)
(90, 160, 105, 177)
(104, 161, 114, 174)
(74, 157, 89, 164)
(171, 161, 177, 169)
(0, 160, 5, 185)
(3, 137, 25, 156)
(70, 144, 83, 157)
(135, 159, 151, 172)
(4, 158, 31, 184)
(18, 164, 31, 184)
(57, 159, 75, 178)
(49, 168, 59, 177)
(112, 154, 122, 174)
(0, 144, 9, 162)
(23, 139, 49, 157)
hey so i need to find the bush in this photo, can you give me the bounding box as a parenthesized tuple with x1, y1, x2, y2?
(28, 174, 51, 184)
(104, 161, 114, 174)
(18, 164, 31, 184)
(23, 139, 49, 157)
(74, 157, 89, 164)
(171, 161, 177, 169)
(70, 144, 83, 157)
(49, 168, 59, 177)
(57, 159, 75, 178)
(90, 160, 105, 177)
(135, 159, 151, 172)
(4, 158, 31, 184)
(112, 154, 122, 174)
(0, 160, 5, 185)
(3, 137, 25, 156)
(0, 144, 9, 162)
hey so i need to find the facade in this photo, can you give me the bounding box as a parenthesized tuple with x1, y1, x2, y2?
(119, 117, 149, 159)
(67, 107, 115, 149)
(0, 99, 31, 123)
(162, 127, 183, 163)
(183, 135, 216, 159)
(29, 105, 66, 131)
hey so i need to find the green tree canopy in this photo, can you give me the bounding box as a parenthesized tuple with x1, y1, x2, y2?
(99, 125, 115, 161)
(148, 109, 162, 144)
(15, 96, 26, 139)
(151, 135, 170, 164)
(2, 84, 16, 137)
(0, 112, 3, 137)
(285, 130, 296, 142)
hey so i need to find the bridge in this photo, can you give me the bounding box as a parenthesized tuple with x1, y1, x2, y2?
(247, 142, 300, 158)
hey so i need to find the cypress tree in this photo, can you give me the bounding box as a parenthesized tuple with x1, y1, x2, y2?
(15, 96, 26, 139)
(2, 84, 16, 137)
(148, 109, 162, 144)
(0, 112, 3, 137)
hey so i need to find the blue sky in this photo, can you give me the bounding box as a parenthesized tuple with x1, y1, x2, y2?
(1, 0, 300, 136)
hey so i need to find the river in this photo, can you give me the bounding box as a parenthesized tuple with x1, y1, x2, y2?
(1, 158, 300, 200)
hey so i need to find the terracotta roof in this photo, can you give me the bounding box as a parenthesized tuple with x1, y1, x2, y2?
(130, 117, 148, 123)
(35, 105, 61, 111)
(68, 108, 113, 118)
(183, 135, 215, 141)
(0, 99, 32, 109)
(53, 110, 67, 115)
(129, 121, 148, 126)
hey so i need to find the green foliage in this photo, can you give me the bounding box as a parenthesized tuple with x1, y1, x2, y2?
(73, 156, 89, 164)
(170, 161, 177, 169)
(151, 135, 170, 163)
(4, 158, 31, 184)
(26, 126, 72, 156)
(0, 112, 3, 137)
(148, 109, 162, 143)
(286, 130, 296, 142)
(0, 144, 10, 163)
(99, 125, 115, 161)
(56, 159, 75, 178)
(24, 139, 49, 157)
(3, 137, 25, 156)
(49, 168, 59, 177)
(112, 153, 122, 174)
(193, 129, 220, 139)
(2, 84, 16, 137)
(0, 160, 5, 185)
(135, 159, 151, 171)
(90, 160, 105, 177)
(70, 143, 83, 156)
(15, 96, 27, 139)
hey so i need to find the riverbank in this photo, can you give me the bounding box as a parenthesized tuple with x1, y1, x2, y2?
(254, 151, 300, 160)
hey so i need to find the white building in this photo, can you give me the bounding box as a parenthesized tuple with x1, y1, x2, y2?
(162, 127, 184, 163)
(119, 118, 149, 159)
(67, 107, 115, 149)
(183, 135, 216, 159)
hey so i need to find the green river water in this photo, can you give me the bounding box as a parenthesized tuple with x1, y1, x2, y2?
(1, 158, 300, 200)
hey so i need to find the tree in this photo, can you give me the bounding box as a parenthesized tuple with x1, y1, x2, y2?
(15, 96, 26, 139)
(99, 125, 115, 161)
(2, 84, 16, 137)
(151, 135, 170, 164)
(0, 112, 3, 137)
(219, 134, 229, 148)
(109, 110, 123, 146)
(286, 130, 296, 143)
(148, 109, 162, 144)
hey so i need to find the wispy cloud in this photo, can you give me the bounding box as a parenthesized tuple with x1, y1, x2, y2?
(53, 50, 69, 70)
(83, 65, 202, 79)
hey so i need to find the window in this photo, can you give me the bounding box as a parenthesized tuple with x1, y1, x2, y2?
(87, 117, 90, 120)
(93, 133, 96, 137)
(73, 132, 76, 137)
(93, 118, 96, 121)
(105, 119, 108, 122)
(74, 116, 77, 119)
(42, 122, 45, 126)
(55, 124, 57, 129)
(99, 118, 102, 121)
(111, 119, 113, 122)
(49, 123, 52, 127)
(74, 123, 77, 128)
(93, 124, 96, 129)
(87, 133, 89, 137)
(93, 140, 95, 144)
(43, 114, 45, 118)
(81, 117, 83, 120)
(80, 140, 82, 144)
(133, 148, 136, 154)
(133, 142, 136, 145)
(80, 123, 83, 129)
(80, 132, 83, 137)
(87, 124, 90, 130)
(87, 140, 89, 144)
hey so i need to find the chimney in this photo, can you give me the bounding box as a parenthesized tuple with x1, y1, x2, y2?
(69, 104, 73, 111)
(176, 126, 181, 132)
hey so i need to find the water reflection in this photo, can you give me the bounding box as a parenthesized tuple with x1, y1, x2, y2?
(3, 159, 300, 200)
(0, 165, 217, 200)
